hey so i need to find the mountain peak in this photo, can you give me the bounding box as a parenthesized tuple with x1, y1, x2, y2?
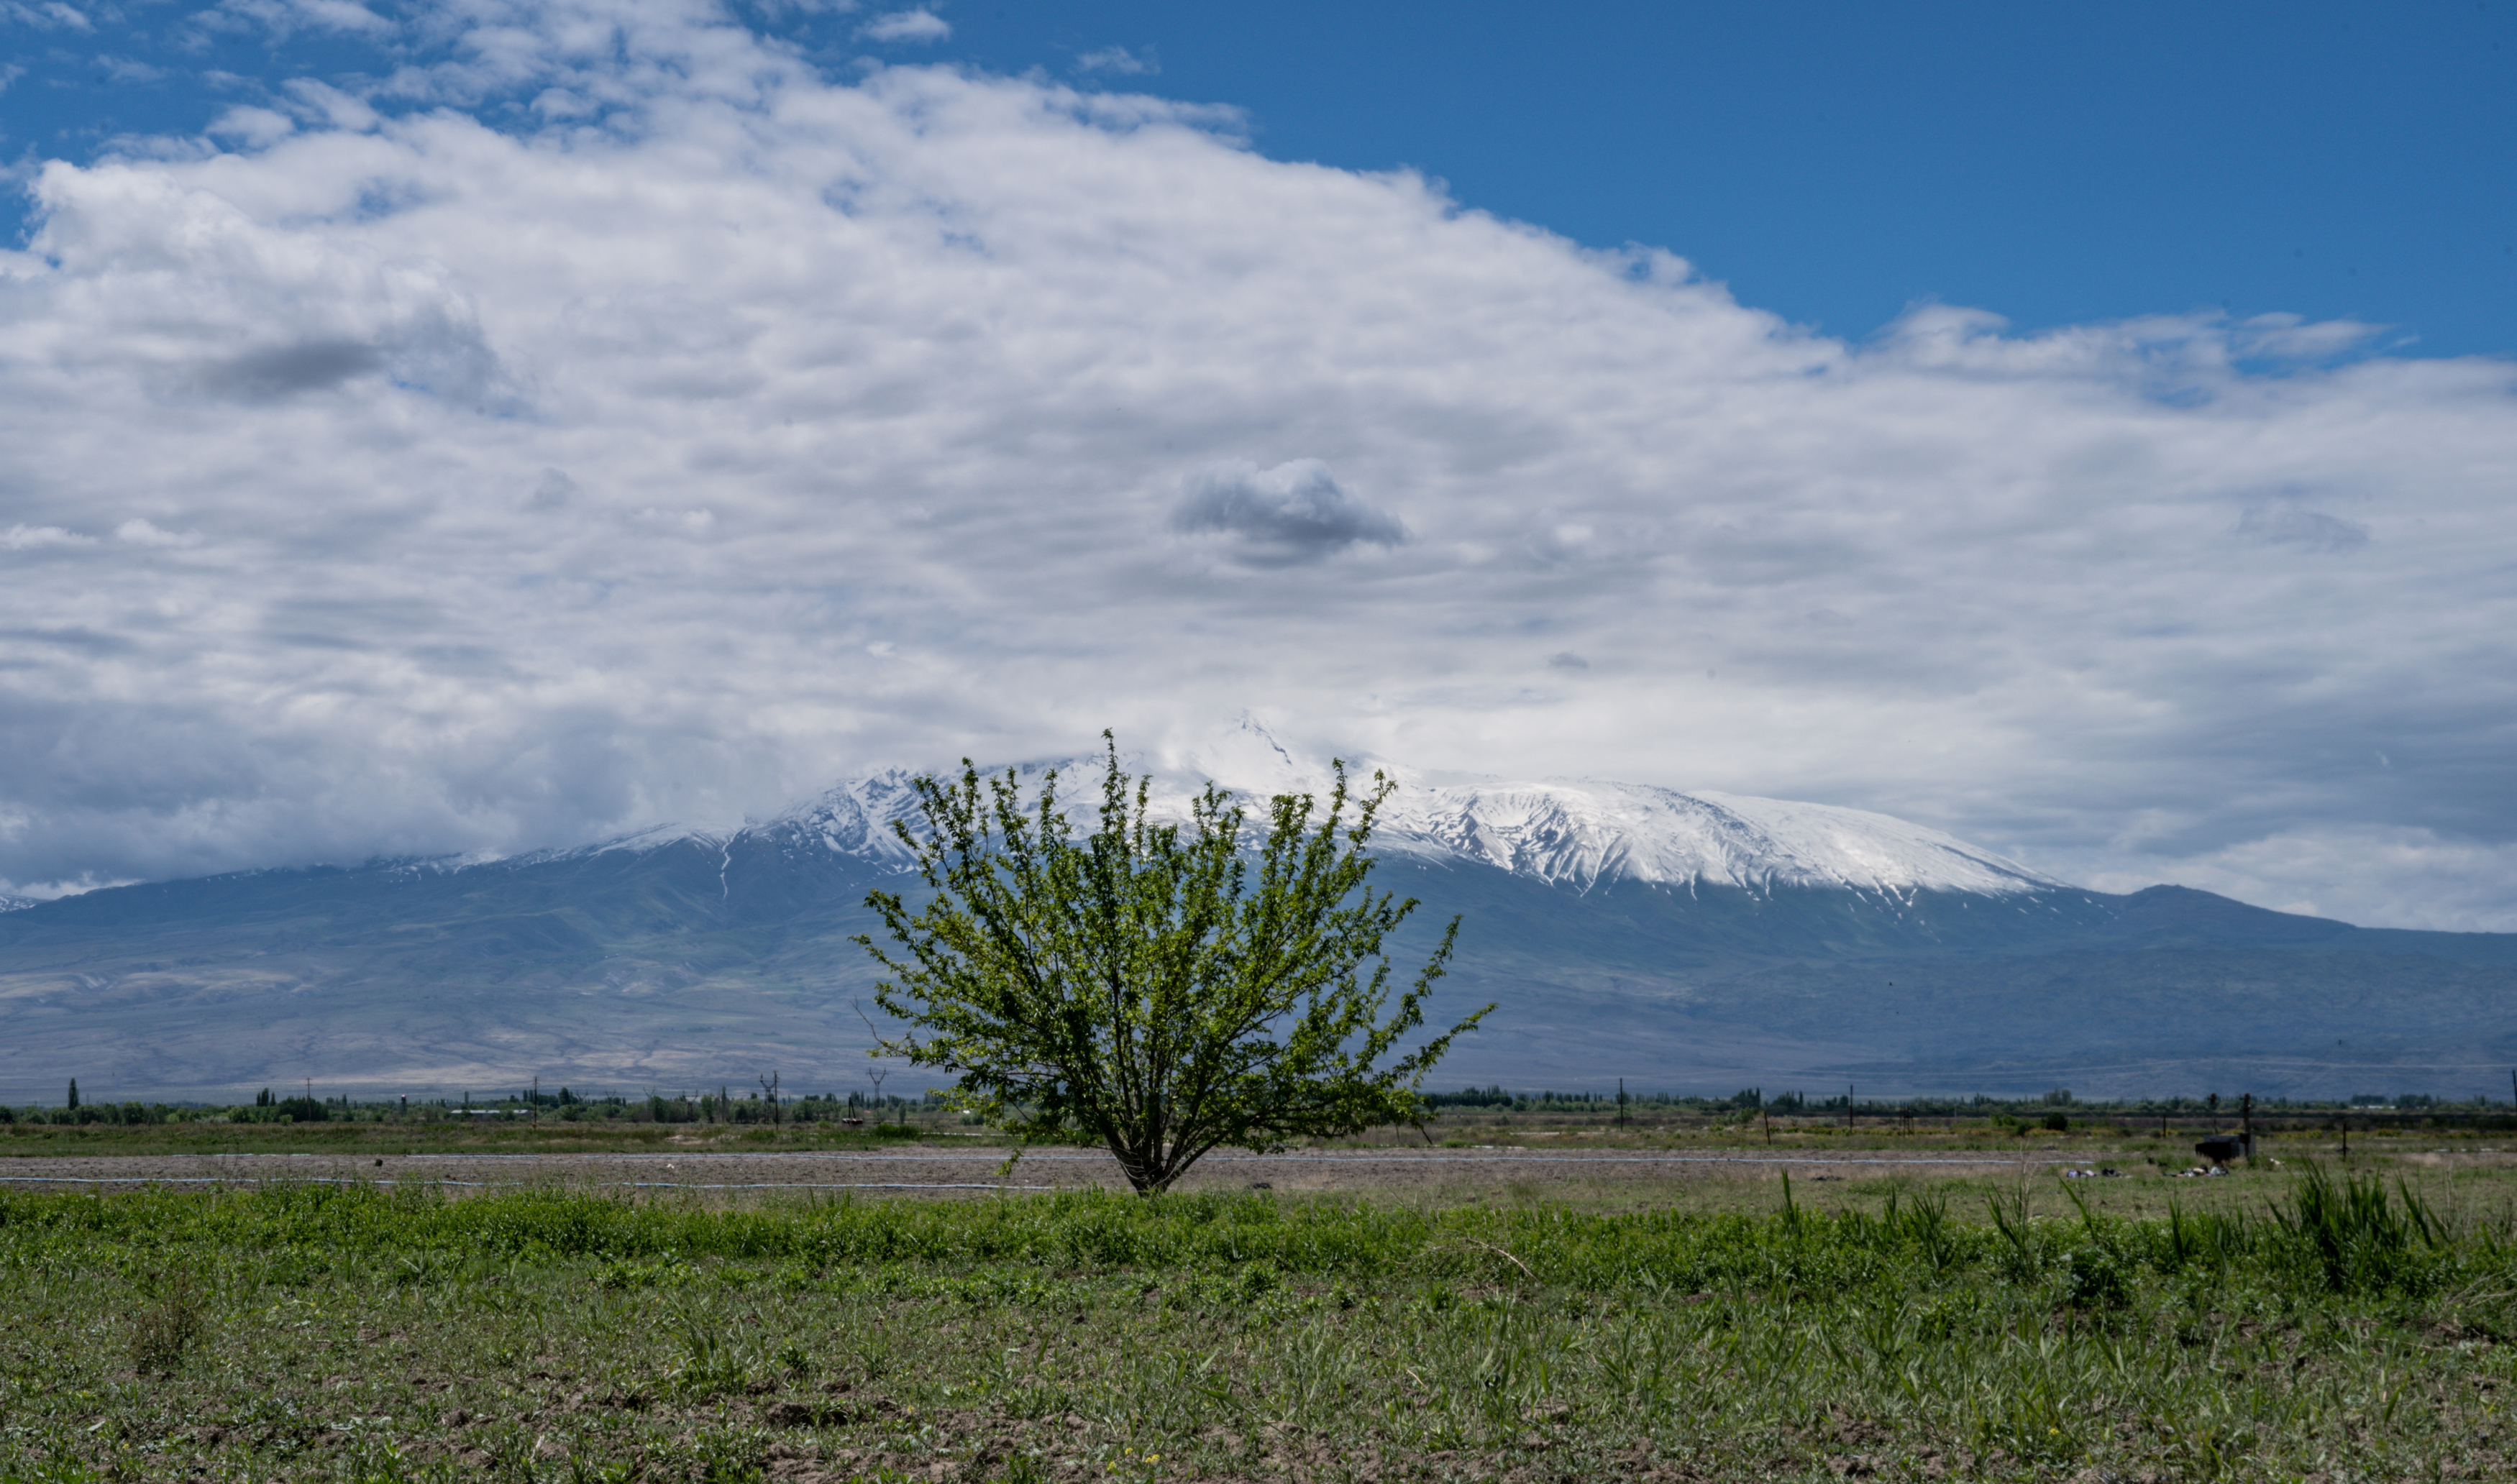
(705, 721, 2065, 899)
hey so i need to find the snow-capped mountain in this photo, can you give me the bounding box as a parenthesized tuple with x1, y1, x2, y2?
(12, 714, 2517, 1102)
(680, 716, 2059, 901)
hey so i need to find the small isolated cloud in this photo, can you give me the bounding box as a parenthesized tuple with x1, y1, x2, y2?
(859, 9, 947, 42)
(96, 55, 165, 83)
(1174, 460, 1407, 566)
(0, 525, 92, 551)
(1076, 45, 1154, 75)
(1547, 652, 1589, 671)
(2236, 503, 2370, 552)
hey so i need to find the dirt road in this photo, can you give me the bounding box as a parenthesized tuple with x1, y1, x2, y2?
(0, 1143, 2106, 1201)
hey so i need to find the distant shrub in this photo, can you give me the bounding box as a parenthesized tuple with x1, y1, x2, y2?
(2043, 1112, 2070, 1132)
(275, 1096, 329, 1123)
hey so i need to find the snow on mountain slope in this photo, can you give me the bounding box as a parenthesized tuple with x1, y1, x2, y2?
(752, 769, 928, 869)
(726, 719, 2057, 899)
(1374, 782, 2056, 895)
(1161, 715, 2056, 896)
(483, 717, 2058, 899)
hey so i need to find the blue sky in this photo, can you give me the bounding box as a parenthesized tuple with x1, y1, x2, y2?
(0, 0, 2513, 930)
(9, 1, 2513, 353)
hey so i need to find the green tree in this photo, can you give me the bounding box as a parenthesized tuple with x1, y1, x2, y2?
(858, 734, 1489, 1194)
(65, 1078, 77, 1111)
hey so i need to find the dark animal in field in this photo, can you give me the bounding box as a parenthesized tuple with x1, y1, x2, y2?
(2193, 1135, 2246, 1165)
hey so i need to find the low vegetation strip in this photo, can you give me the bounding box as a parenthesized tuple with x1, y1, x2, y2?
(0, 1168, 2508, 1481)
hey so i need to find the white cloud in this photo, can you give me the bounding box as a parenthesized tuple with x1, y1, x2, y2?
(857, 9, 946, 43)
(0, 0, 2511, 930)
(206, 106, 297, 147)
(1075, 45, 1154, 76)
(0, 1, 91, 31)
(211, 0, 393, 37)
(1, 525, 93, 550)
(280, 78, 383, 133)
(96, 55, 167, 83)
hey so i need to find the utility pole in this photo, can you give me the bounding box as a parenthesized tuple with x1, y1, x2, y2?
(1846, 1084, 1855, 1130)
(2241, 1092, 2254, 1161)
(1617, 1078, 1627, 1130)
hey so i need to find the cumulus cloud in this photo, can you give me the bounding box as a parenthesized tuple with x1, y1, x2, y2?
(0, 0, 2511, 929)
(1173, 460, 1407, 565)
(857, 9, 946, 42)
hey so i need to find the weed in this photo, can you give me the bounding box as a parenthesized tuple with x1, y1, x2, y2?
(2274, 1163, 2447, 1294)
(126, 1267, 210, 1374)
(667, 1309, 756, 1398)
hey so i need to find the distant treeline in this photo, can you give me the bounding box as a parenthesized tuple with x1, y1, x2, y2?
(1416, 1085, 2466, 1115)
(1, 1086, 956, 1127)
(0, 1082, 2485, 1127)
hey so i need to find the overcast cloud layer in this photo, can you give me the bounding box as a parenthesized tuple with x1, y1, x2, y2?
(2, 0, 2513, 929)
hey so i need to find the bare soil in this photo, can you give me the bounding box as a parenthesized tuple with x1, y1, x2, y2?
(9, 1140, 2490, 1208)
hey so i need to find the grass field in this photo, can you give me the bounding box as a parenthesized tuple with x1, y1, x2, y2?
(1, 1152, 2511, 1483)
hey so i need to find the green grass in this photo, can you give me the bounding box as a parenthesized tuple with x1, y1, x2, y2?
(0, 1170, 2510, 1481)
(0, 1119, 964, 1158)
